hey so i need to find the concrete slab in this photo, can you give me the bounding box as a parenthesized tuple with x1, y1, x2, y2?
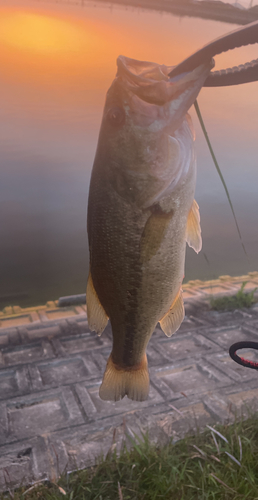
(0, 273, 258, 490)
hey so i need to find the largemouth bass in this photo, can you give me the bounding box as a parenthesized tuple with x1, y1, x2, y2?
(87, 55, 213, 402)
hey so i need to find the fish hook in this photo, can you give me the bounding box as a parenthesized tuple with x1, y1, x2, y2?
(168, 20, 258, 86)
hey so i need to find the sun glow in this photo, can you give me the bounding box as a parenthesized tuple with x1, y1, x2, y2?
(0, 5, 213, 100)
(0, 11, 88, 55)
(0, 7, 119, 91)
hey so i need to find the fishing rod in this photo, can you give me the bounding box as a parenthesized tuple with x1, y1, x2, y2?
(168, 20, 258, 86)
(170, 21, 258, 369)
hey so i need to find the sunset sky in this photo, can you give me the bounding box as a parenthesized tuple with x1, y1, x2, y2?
(1, 0, 257, 304)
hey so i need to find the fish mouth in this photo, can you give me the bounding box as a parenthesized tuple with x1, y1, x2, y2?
(116, 55, 214, 103)
(116, 55, 214, 128)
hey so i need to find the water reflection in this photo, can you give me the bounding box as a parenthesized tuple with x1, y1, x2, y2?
(0, 0, 258, 307)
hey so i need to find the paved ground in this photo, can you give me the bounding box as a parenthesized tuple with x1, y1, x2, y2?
(1, 273, 258, 491)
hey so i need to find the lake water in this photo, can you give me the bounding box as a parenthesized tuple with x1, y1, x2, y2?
(0, 0, 258, 308)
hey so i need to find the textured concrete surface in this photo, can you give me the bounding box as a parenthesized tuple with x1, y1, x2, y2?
(0, 273, 258, 491)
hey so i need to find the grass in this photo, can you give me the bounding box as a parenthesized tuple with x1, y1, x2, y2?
(2, 411, 258, 499)
(210, 282, 257, 312)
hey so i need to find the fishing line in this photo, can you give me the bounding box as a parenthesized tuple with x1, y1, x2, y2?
(194, 99, 249, 259)
(194, 101, 258, 372)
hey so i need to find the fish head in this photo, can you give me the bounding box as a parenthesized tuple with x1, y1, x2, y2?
(97, 55, 214, 208)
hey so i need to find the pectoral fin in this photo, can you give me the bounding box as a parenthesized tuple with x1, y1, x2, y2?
(186, 199, 202, 253)
(140, 207, 174, 263)
(159, 289, 185, 337)
(86, 271, 108, 335)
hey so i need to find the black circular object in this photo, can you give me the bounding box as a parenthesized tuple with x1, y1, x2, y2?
(229, 341, 258, 370)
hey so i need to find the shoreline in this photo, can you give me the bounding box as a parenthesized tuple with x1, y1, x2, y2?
(1, 271, 258, 327)
(92, 0, 258, 25)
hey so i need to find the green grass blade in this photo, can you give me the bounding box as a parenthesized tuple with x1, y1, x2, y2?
(194, 99, 248, 258)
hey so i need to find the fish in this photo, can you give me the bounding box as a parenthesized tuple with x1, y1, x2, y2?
(86, 54, 214, 402)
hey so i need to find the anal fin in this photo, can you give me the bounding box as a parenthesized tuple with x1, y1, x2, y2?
(99, 354, 149, 402)
(86, 271, 108, 335)
(186, 199, 202, 253)
(159, 289, 185, 337)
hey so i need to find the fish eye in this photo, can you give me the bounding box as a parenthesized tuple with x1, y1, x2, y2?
(107, 106, 125, 127)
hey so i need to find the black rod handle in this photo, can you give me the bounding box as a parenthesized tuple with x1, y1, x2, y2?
(168, 20, 258, 86)
(229, 341, 258, 370)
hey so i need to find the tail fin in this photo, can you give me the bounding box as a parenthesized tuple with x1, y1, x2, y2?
(99, 354, 149, 402)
